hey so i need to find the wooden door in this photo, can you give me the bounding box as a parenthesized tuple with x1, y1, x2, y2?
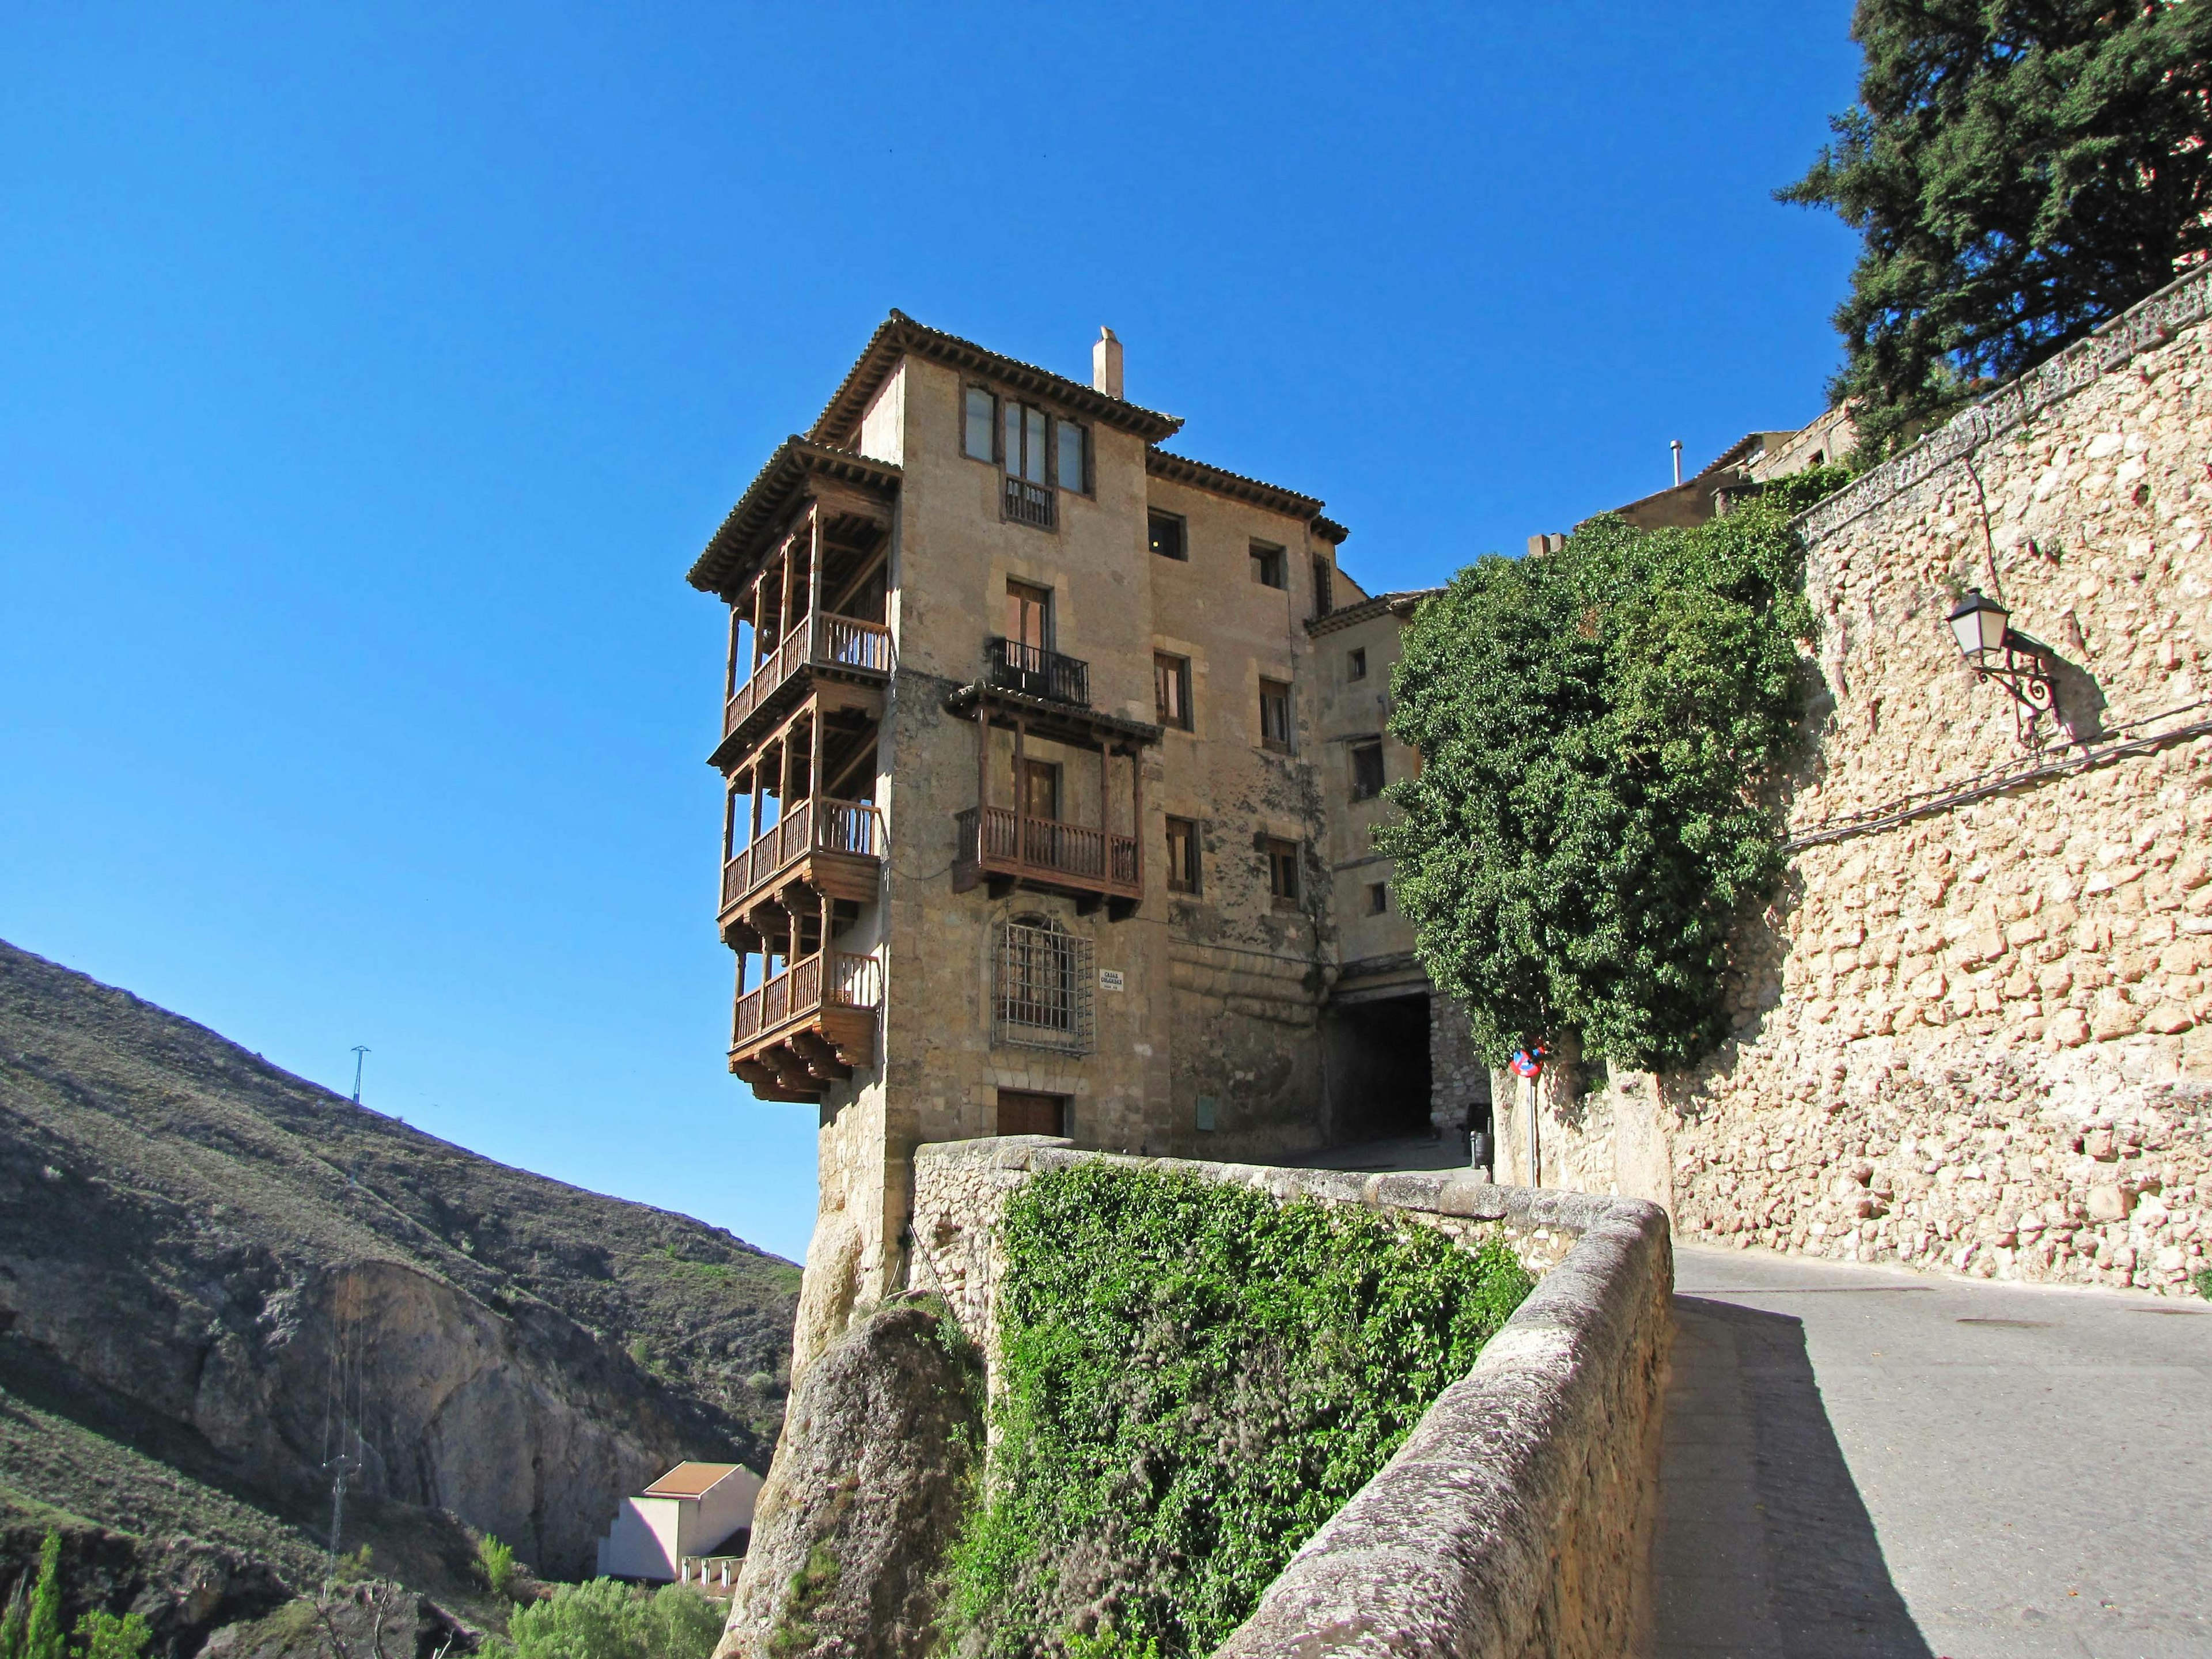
(1006, 580, 1051, 657)
(1020, 759, 1060, 822)
(996, 1089, 1066, 1137)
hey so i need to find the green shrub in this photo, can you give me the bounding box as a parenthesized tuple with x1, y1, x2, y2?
(2192, 1266, 2212, 1302)
(1379, 476, 1838, 1071)
(488, 1579, 721, 1659)
(945, 1164, 1533, 1658)
(68, 1612, 149, 1659)
(476, 1534, 520, 1601)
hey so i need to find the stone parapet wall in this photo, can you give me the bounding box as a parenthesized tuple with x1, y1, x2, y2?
(1527, 267, 2212, 1296)
(906, 1137, 1673, 1659)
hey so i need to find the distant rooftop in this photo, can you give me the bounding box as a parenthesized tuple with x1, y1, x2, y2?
(642, 1462, 746, 1499)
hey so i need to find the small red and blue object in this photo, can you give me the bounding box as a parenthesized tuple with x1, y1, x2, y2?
(1509, 1043, 1547, 1080)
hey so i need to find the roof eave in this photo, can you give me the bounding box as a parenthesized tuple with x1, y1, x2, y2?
(810, 312, 1184, 448)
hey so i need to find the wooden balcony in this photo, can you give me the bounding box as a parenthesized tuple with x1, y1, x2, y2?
(986, 638, 1089, 706)
(719, 797, 883, 935)
(729, 950, 881, 1103)
(714, 612, 889, 767)
(954, 805, 1141, 915)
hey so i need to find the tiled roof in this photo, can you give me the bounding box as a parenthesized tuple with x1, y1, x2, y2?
(642, 1462, 745, 1498)
(686, 437, 901, 597)
(811, 312, 1184, 448)
(1305, 587, 1441, 637)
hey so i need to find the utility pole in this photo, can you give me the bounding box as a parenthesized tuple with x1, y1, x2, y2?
(350, 1046, 370, 1105)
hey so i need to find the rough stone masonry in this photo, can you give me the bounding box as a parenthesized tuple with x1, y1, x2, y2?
(1505, 267, 2212, 1297)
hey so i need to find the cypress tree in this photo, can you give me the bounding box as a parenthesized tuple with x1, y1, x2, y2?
(22, 1532, 64, 1659)
(1783, 1, 2212, 459)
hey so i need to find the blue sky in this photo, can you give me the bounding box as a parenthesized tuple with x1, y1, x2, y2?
(1, 3, 1861, 1263)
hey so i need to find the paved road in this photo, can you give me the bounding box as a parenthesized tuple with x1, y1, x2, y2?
(1655, 1242, 2212, 1659)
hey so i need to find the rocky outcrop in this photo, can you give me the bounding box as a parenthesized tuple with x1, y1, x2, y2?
(0, 938, 800, 1584)
(715, 1303, 980, 1659)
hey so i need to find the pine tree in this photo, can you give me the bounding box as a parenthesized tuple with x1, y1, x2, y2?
(22, 1532, 65, 1659)
(1783, 2, 2212, 459)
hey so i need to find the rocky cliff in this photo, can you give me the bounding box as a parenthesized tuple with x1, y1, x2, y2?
(0, 938, 801, 1603)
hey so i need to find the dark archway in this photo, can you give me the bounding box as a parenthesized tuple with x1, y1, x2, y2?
(1326, 994, 1432, 1145)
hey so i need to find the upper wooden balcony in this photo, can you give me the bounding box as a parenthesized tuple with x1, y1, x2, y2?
(728, 950, 881, 1103)
(985, 638, 1089, 707)
(719, 796, 883, 935)
(713, 611, 890, 768)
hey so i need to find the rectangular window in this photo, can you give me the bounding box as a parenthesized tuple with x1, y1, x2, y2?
(1312, 555, 1335, 617)
(1055, 418, 1088, 494)
(1368, 881, 1389, 915)
(1259, 679, 1292, 751)
(1154, 653, 1192, 730)
(1165, 816, 1201, 893)
(1347, 647, 1367, 681)
(1149, 511, 1187, 560)
(963, 387, 997, 461)
(1351, 741, 1385, 801)
(1250, 541, 1286, 589)
(1265, 838, 1301, 907)
(1002, 400, 1050, 486)
(996, 1089, 1067, 1137)
(994, 919, 1093, 1052)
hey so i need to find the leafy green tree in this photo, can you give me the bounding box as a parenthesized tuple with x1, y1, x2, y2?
(1783, 1, 2212, 457)
(68, 1612, 150, 1659)
(488, 1579, 722, 1659)
(1377, 477, 1836, 1073)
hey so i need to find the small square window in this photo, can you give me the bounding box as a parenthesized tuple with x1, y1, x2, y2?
(1368, 881, 1389, 915)
(963, 387, 996, 461)
(1165, 816, 1202, 893)
(1259, 679, 1293, 752)
(1250, 541, 1286, 589)
(1149, 511, 1187, 560)
(1347, 647, 1367, 681)
(1351, 742, 1385, 801)
(1155, 653, 1192, 730)
(1265, 837, 1301, 907)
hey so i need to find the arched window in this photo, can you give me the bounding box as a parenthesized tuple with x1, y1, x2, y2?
(994, 914, 1094, 1053)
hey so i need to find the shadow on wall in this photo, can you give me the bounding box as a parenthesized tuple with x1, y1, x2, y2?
(1653, 1297, 1931, 1659)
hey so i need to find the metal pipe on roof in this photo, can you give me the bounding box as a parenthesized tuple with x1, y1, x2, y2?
(1671, 439, 1684, 487)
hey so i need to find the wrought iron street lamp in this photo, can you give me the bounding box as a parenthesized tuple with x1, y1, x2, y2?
(1947, 588, 2057, 744)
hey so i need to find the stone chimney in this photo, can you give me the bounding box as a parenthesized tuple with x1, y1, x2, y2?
(1092, 327, 1124, 399)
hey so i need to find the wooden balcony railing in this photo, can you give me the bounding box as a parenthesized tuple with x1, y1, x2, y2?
(986, 638, 1090, 706)
(723, 612, 891, 741)
(721, 798, 884, 914)
(956, 805, 1140, 899)
(1002, 476, 1054, 529)
(732, 950, 883, 1047)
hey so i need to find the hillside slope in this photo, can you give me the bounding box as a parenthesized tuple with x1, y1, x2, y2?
(0, 938, 800, 1593)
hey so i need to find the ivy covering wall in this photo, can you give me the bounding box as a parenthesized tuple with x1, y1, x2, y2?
(943, 1163, 1532, 1658)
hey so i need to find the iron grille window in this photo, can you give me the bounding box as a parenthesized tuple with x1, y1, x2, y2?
(1312, 555, 1335, 616)
(994, 917, 1094, 1053)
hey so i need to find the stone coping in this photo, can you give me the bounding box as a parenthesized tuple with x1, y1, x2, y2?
(912, 1137, 1676, 1659)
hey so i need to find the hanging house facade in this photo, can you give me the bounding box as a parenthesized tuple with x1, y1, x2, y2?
(688, 315, 1483, 1362)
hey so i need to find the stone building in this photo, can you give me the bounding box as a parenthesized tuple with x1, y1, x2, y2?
(685, 314, 1483, 1366)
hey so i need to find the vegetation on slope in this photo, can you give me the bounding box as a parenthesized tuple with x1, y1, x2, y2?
(945, 1164, 1531, 1658)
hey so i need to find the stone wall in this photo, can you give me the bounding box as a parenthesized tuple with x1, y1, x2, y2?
(1528, 267, 2212, 1296)
(906, 1137, 1673, 1659)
